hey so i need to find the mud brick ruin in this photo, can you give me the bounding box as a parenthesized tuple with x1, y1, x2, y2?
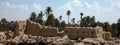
(0, 19, 117, 45)
(15, 19, 114, 41)
(24, 20, 64, 37)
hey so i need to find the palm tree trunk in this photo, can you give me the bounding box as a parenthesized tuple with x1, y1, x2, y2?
(68, 16, 69, 24)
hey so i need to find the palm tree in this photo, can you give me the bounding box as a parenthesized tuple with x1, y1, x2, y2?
(45, 6, 52, 17)
(37, 11, 43, 25)
(80, 12, 83, 27)
(59, 15, 62, 22)
(30, 12, 36, 22)
(67, 10, 71, 24)
(71, 18, 75, 24)
(46, 14, 55, 26)
(80, 12, 83, 20)
(45, 6, 55, 26)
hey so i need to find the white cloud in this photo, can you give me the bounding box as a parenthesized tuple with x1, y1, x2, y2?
(33, 3, 41, 11)
(16, 5, 28, 10)
(106, 0, 120, 8)
(85, 1, 112, 13)
(0, 1, 28, 10)
(70, 0, 83, 7)
(85, 2, 91, 8)
(0, 1, 16, 9)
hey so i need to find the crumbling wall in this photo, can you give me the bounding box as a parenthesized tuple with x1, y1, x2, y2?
(14, 21, 26, 36)
(0, 32, 6, 44)
(64, 24, 103, 40)
(65, 24, 80, 27)
(15, 20, 113, 41)
(24, 20, 63, 37)
(103, 32, 114, 41)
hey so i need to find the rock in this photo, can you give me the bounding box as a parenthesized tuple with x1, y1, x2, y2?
(74, 42, 84, 45)
(77, 38, 82, 42)
(52, 35, 75, 45)
(0, 43, 4, 45)
(82, 38, 105, 45)
(14, 21, 26, 36)
(0, 32, 6, 42)
(5, 31, 14, 39)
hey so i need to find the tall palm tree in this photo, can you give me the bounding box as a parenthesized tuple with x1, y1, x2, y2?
(80, 12, 83, 26)
(45, 6, 54, 26)
(45, 6, 52, 17)
(67, 10, 71, 24)
(80, 12, 83, 20)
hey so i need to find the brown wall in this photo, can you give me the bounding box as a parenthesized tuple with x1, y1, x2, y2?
(64, 27, 103, 39)
(14, 21, 26, 36)
(15, 20, 113, 40)
(24, 20, 63, 37)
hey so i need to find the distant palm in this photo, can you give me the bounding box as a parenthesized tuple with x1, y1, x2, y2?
(59, 15, 62, 22)
(67, 10, 71, 24)
(45, 6, 52, 17)
(71, 18, 75, 24)
(80, 12, 83, 27)
(80, 12, 83, 20)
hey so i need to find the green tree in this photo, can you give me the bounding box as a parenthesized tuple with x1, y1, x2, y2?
(45, 14, 55, 26)
(1, 18, 7, 31)
(60, 21, 66, 31)
(29, 12, 37, 22)
(59, 15, 62, 22)
(0, 21, 2, 31)
(54, 18, 60, 27)
(80, 12, 83, 27)
(37, 11, 43, 25)
(86, 16, 90, 26)
(103, 22, 112, 32)
(80, 16, 96, 27)
(45, 6, 54, 26)
(67, 10, 71, 24)
(117, 18, 120, 36)
(7, 21, 16, 31)
(90, 16, 96, 27)
(111, 23, 118, 37)
(45, 6, 52, 17)
(71, 18, 75, 24)
(96, 21, 104, 27)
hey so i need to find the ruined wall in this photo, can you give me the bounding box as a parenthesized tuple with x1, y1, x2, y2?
(65, 24, 80, 27)
(64, 25, 103, 40)
(24, 20, 63, 37)
(14, 20, 113, 40)
(14, 21, 26, 36)
(103, 32, 114, 41)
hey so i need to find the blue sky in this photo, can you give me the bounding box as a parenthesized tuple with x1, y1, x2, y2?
(0, 0, 120, 24)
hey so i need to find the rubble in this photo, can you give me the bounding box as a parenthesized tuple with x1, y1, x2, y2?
(0, 20, 119, 45)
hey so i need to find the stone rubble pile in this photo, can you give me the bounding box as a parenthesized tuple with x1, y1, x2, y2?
(0, 20, 120, 45)
(0, 32, 119, 45)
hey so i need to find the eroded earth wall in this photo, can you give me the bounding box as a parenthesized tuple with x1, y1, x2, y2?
(15, 20, 113, 40)
(24, 20, 63, 37)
